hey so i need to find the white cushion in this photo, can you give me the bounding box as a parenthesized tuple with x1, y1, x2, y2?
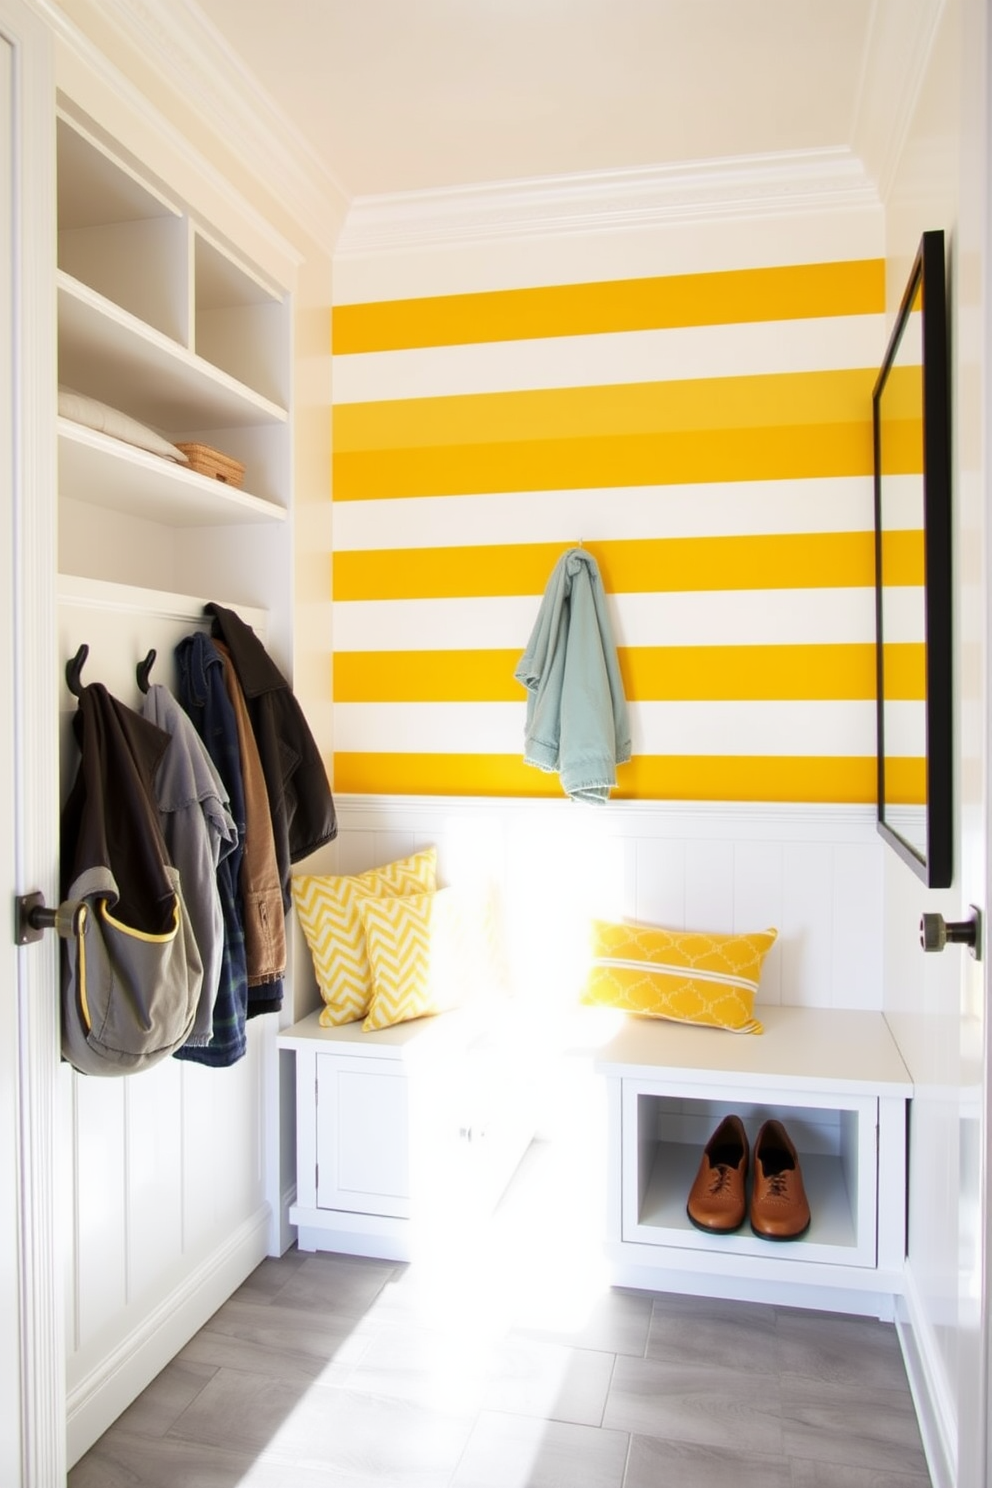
(59, 387, 189, 463)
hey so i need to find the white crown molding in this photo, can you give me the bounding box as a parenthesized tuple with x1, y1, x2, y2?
(41, 1, 928, 263)
(850, 0, 948, 207)
(39, 0, 349, 255)
(335, 149, 882, 258)
(40, 1, 899, 261)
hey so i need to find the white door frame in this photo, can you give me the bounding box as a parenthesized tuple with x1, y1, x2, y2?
(2, 0, 61, 1482)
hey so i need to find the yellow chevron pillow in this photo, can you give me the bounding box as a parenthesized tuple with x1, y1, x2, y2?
(583, 918, 776, 1034)
(359, 889, 464, 1032)
(291, 848, 437, 1026)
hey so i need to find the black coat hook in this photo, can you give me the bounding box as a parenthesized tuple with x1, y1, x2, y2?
(65, 644, 89, 699)
(137, 649, 157, 694)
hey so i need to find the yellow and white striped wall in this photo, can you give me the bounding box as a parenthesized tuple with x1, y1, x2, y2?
(331, 210, 913, 805)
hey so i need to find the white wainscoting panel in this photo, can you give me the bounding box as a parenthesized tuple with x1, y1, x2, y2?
(58, 581, 278, 1468)
(63, 1019, 271, 1466)
(322, 797, 884, 1015)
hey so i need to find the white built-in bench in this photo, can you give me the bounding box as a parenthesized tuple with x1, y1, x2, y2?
(278, 1001, 541, 1262)
(280, 997, 912, 1321)
(592, 1004, 913, 1319)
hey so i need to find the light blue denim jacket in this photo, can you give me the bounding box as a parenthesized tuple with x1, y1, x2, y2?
(514, 548, 631, 803)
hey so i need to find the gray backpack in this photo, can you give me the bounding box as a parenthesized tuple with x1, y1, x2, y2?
(60, 864, 203, 1076)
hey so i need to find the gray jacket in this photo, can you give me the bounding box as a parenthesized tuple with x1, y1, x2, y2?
(142, 684, 239, 1046)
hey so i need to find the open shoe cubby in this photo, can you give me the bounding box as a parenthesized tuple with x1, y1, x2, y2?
(595, 1006, 913, 1317)
(625, 1087, 876, 1265)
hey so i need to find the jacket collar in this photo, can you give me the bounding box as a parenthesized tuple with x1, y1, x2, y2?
(205, 602, 286, 699)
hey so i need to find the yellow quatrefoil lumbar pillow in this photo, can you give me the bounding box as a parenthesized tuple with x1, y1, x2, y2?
(358, 888, 464, 1032)
(583, 918, 776, 1034)
(291, 847, 437, 1026)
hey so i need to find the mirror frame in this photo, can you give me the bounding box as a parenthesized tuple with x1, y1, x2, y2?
(872, 229, 952, 887)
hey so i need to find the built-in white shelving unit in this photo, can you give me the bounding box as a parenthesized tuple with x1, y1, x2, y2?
(56, 107, 291, 610)
(55, 100, 295, 1467)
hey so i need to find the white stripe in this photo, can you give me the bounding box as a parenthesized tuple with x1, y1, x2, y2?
(332, 478, 875, 551)
(879, 478, 923, 530)
(890, 312, 922, 365)
(333, 216, 882, 302)
(879, 587, 925, 644)
(596, 956, 756, 991)
(881, 701, 926, 757)
(332, 589, 879, 652)
(333, 315, 886, 403)
(631, 701, 877, 756)
(332, 700, 877, 756)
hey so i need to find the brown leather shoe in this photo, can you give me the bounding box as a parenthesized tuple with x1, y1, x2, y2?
(686, 1114, 749, 1233)
(750, 1120, 811, 1240)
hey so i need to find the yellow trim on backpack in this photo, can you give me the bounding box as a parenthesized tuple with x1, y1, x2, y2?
(77, 903, 91, 1031)
(99, 897, 180, 943)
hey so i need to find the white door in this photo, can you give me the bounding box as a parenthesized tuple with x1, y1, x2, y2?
(954, 5, 990, 1481)
(0, 1, 61, 1483)
(881, 8, 991, 1486)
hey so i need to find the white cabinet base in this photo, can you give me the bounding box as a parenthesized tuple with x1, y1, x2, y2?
(291, 1207, 415, 1263)
(595, 1006, 913, 1320)
(279, 1003, 539, 1264)
(606, 1256, 905, 1321)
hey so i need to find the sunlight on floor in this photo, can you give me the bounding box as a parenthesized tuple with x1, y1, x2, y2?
(372, 1008, 627, 1349)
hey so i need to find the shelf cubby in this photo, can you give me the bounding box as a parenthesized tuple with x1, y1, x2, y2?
(594, 1006, 913, 1315)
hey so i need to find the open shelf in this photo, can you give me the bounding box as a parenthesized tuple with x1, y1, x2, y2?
(193, 231, 288, 408)
(58, 419, 287, 527)
(56, 110, 293, 602)
(58, 274, 287, 431)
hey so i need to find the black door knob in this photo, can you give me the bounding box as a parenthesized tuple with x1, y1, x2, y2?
(920, 907, 982, 958)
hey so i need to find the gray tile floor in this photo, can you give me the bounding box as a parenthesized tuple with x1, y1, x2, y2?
(70, 1136, 932, 1487)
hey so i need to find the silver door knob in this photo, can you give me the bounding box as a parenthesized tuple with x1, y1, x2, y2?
(920, 907, 982, 959)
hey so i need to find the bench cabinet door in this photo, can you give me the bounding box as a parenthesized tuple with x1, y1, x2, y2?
(315, 1055, 413, 1219)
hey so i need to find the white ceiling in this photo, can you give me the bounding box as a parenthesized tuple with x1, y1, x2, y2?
(185, 0, 924, 205)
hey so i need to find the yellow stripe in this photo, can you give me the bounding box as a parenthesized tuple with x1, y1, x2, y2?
(333, 752, 878, 803)
(623, 644, 880, 702)
(881, 642, 926, 700)
(878, 421, 924, 477)
(334, 422, 872, 500)
(880, 528, 924, 585)
(333, 259, 885, 354)
(879, 364, 923, 421)
(336, 650, 522, 703)
(333, 533, 877, 602)
(333, 644, 884, 703)
(886, 757, 926, 804)
(333, 370, 877, 452)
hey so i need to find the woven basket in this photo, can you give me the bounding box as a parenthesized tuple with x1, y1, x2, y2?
(176, 442, 246, 488)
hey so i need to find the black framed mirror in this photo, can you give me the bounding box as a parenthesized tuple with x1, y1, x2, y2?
(873, 229, 952, 887)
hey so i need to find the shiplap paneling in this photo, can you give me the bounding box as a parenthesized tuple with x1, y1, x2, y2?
(321, 796, 884, 1015)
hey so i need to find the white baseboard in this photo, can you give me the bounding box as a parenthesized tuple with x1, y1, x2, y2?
(275, 1182, 299, 1256)
(66, 1204, 271, 1468)
(291, 1203, 412, 1263)
(895, 1265, 957, 1488)
(608, 1257, 900, 1320)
